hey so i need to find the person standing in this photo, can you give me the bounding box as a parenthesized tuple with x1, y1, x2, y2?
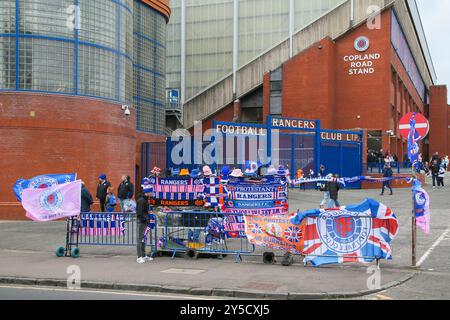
(81, 181, 94, 213)
(136, 187, 153, 264)
(437, 164, 446, 188)
(118, 175, 134, 212)
(381, 164, 393, 196)
(96, 174, 111, 212)
(430, 160, 440, 189)
(327, 175, 340, 208)
(105, 187, 117, 213)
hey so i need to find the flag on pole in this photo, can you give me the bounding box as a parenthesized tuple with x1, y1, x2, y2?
(413, 180, 431, 234)
(22, 180, 82, 222)
(13, 173, 77, 202)
(407, 113, 421, 172)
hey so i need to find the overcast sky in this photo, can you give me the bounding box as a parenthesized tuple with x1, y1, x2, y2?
(416, 0, 450, 103)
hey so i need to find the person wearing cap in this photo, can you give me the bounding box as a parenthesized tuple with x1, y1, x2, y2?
(96, 174, 111, 212)
(118, 175, 134, 212)
(81, 181, 94, 213)
(136, 184, 154, 264)
(381, 164, 393, 196)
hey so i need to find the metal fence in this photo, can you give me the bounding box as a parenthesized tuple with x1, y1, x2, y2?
(57, 213, 157, 258)
(364, 162, 413, 174)
(157, 211, 255, 262)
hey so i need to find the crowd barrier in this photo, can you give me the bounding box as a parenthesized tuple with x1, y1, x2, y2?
(56, 211, 391, 269)
(158, 211, 255, 262)
(56, 212, 157, 258)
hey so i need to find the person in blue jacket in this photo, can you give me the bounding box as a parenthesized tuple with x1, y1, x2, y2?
(381, 164, 393, 196)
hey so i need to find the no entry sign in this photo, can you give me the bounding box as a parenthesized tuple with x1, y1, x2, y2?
(399, 112, 429, 140)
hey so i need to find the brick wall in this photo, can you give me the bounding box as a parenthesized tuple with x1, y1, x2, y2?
(0, 92, 160, 220)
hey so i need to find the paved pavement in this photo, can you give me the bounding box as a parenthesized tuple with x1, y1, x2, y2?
(0, 180, 448, 300)
(0, 284, 229, 300)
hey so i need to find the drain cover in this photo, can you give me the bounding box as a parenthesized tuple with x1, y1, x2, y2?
(161, 268, 206, 275)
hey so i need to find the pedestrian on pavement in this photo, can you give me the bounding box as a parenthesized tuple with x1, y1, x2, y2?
(327, 174, 340, 208)
(96, 174, 111, 212)
(105, 187, 117, 213)
(442, 156, 449, 171)
(136, 185, 153, 264)
(81, 181, 94, 213)
(381, 164, 393, 196)
(118, 175, 134, 212)
(430, 159, 440, 189)
(320, 174, 332, 209)
(438, 165, 446, 188)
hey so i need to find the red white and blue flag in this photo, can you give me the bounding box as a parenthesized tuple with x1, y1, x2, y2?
(291, 199, 399, 267)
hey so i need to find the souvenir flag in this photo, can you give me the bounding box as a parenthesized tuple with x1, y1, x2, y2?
(13, 173, 77, 202)
(413, 180, 430, 234)
(290, 198, 398, 267)
(22, 180, 82, 222)
(407, 113, 421, 172)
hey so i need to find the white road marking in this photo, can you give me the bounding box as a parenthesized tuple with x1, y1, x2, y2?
(0, 285, 225, 300)
(417, 227, 450, 267)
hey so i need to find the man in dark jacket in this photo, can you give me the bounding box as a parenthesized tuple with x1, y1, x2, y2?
(430, 159, 440, 188)
(327, 175, 340, 208)
(118, 175, 134, 212)
(136, 190, 153, 264)
(81, 182, 94, 213)
(381, 164, 393, 196)
(96, 174, 111, 212)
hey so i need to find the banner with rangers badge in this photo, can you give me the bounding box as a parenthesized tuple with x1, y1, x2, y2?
(244, 213, 304, 254)
(148, 177, 205, 207)
(290, 199, 398, 267)
(22, 180, 82, 222)
(13, 173, 77, 202)
(413, 180, 430, 235)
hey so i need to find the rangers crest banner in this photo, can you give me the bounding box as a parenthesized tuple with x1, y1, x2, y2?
(413, 180, 430, 234)
(22, 180, 82, 222)
(290, 199, 398, 267)
(13, 173, 77, 202)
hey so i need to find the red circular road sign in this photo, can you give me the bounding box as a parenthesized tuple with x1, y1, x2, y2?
(399, 112, 429, 140)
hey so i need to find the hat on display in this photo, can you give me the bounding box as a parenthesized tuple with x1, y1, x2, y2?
(265, 165, 277, 176)
(230, 168, 244, 178)
(221, 166, 231, 177)
(190, 169, 201, 178)
(151, 167, 161, 175)
(180, 169, 190, 176)
(276, 165, 287, 176)
(244, 168, 257, 177)
(171, 168, 180, 176)
(203, 165, 213, 176)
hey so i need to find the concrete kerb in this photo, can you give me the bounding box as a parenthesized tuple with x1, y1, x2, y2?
(0, 271, 418, 299)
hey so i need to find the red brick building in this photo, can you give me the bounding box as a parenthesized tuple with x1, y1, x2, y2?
(0, 0, 170, 220)
(193, 7, 448, 166)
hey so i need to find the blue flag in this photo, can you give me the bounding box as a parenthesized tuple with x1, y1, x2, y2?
(407, 113, 421, 172)
(13, 173, 77, 202)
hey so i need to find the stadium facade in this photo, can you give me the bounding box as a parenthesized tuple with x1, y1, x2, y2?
(166, 0, 448, 164)
(0, 0, 170, 219)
